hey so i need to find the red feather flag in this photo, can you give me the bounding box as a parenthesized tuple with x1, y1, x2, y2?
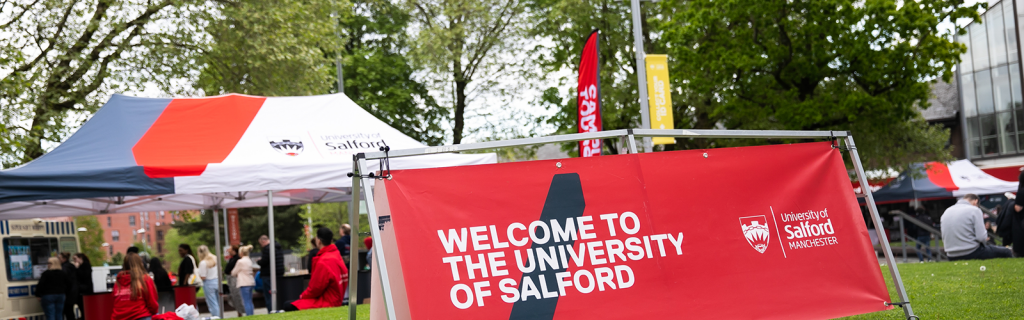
(577, 30, 603, 157)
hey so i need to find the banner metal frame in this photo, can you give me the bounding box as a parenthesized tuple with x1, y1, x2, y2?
(351, 129, 916, 320)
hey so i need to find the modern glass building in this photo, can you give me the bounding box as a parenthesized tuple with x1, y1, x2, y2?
(957, 0, 1024, 163)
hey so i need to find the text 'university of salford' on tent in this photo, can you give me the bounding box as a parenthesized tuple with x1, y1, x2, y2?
(0, 93, 496, 219)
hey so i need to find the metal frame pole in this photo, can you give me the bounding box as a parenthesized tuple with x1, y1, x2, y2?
(899, 216, 907, 263)
(347, 162, 361, 320)
(213, 207, 224, 318)
(630, 0, 653, 152)
(357, 157, 398, 320)
(846, 136, 915, 319)
(268, 191, 278, 312)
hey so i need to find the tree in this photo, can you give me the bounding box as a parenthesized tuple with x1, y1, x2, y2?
(407, 0, 528, 144)
(194, 0, 340, 97)
(655, 0, 982, 170)
(340, 0, 449, 145)
(0, 0, 208, 167)
(526, 0, 662, 155)
(75, 216, 106, 265)
(194, 0, 448, 145)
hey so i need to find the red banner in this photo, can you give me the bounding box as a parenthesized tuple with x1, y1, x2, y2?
(577, 30, 602, 157)
(380, 142, 892, 319)
(227, 208, 241, 246)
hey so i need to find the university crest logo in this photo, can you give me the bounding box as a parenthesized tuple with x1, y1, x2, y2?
(268, 138, 304, 156)
(739, 215, 770, 254)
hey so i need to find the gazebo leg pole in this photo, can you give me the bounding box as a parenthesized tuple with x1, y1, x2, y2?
(214, 207, 224, 318)
(348, 162, 361, 320)
(268, 191, 277, 313)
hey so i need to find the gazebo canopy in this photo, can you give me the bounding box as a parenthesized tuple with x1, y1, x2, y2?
(872, 160, 1018, 204)
(0, 93, 495, 218)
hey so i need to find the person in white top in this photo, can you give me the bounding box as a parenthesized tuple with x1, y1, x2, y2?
(196, 245, 220, 317)
(231, 245, 256, 316)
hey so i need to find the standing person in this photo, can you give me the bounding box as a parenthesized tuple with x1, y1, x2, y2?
(909, 208, 935, 262)
(111, 253, 158, 320)
(257, 235, 283, 312)
(231, 245, 256, 316)
(305, 239, 319, 274)
(334, 224, 351, 261)
(224, 245, 245, 317)
(942, 194, 1014, 260)
(177, 244, 196, 286)
(59, 253, 78, 320)
(1008, 170, 1024, 256)
(147, 258, 174, 314)
(282, 228, 348, 312)
(72, 253, 93, 320)
(195, 245, 220, 317)
(36, 257, 70, 320)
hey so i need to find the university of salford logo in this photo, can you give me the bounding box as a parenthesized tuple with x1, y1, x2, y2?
(268, 138, 304, 156)
(739, 215, 770, 254)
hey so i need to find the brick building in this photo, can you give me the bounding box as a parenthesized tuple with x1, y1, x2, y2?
(100, 211, 180, 257)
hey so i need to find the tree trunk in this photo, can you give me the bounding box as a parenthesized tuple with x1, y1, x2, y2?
(454, 75, 467, 145)
(22, 104, 49, 163)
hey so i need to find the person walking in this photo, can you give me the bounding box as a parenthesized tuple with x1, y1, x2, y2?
(147, 258, 174, 314)
(196, 245, 220, 317)
(283, 227, 349, 312)
(942, 194, 1015, 261)
(36, 257, 70, 320)
(224, 245, 246, 316)
(71, 253, 93, 320)
(111, 253, 158, 320)
(58, 253, 78, 320)
(231, 245, 256, 316)
(177, 245, 196, 286)
(257, 235, 284, 312)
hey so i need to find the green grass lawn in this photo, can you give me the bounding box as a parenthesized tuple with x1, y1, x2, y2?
(249, 259, 1024, 319)
(842, 258, 1024, 319)
(246, 304, 370, 320)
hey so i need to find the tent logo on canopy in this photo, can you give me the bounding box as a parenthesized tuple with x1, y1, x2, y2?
(268, 137, 305, 156)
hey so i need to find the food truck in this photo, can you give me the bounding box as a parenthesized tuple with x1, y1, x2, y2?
(0, 219, 80, 320)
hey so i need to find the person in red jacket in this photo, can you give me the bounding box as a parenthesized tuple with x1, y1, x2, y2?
(283, 227, 349, 311)
(112, 253, 158, 320)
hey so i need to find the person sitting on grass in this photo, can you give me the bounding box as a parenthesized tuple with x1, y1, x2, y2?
(942, 193, 1014, 261)
(282, 227, 349, 312)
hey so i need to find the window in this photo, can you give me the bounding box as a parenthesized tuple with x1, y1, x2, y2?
(108, 245, 114, 256)
(107, 217, 111, 227)
(959, 6, 1024, 160)
(156, 230, 164, 241)
(112, 230, 120, 242)
(129, 216, 136, 227)
(157, 243, 163, 253)
(160, 211, 165, 218)
(3, 237, 59, 281)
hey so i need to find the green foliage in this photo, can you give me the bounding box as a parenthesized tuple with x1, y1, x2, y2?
(75, 216, 107, 265)
(526, 0, 661, 155)
(844, 259, 1024, 319)
(109, 252, 124, 266)
(194, 0, 341, 97)
(299, 203, 372, 254)
(162, 228, 204, 275)
(654, 0, 982, 170)
(249, 304, 371, 320)
(340, 0, 449, 146)
(173, 207, 305, 257)
(193, 0, 447, 145)
(0, 0, 208, 167)
(407, 0, 528, 144)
